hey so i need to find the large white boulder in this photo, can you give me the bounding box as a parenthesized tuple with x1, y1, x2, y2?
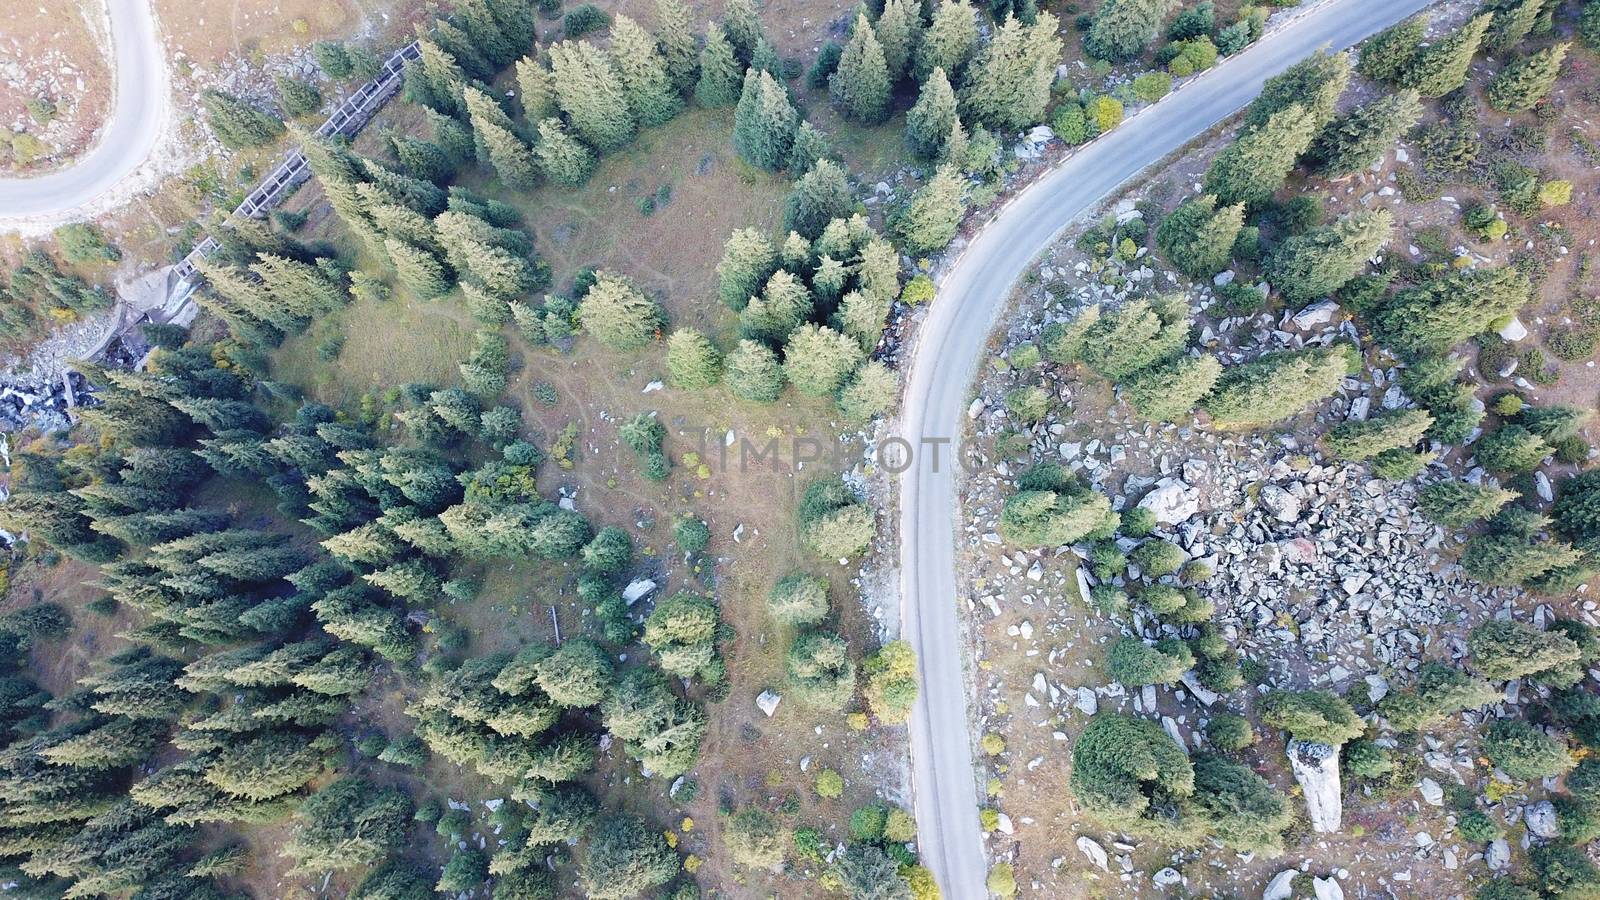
(1259, 484, 1302, 522)
(1138, 478, 1201, 525)
(1313, 877, 1345, 900)
(1487, 838, 1512, 870)
(1263, 870, 1299, 900)
(1291, 300, 1340, 330)
(1288, 740, 1343, 833)
(1076, 836, 1108, 871)
(756, 690, 782, 717)
(1527, 800, 1559, 839)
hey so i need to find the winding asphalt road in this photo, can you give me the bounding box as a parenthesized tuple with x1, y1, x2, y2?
(897, 0, 1434, 894)
(0, 0, 167, 222)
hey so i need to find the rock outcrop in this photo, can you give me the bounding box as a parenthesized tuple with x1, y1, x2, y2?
(1288, 740, 1343, 833)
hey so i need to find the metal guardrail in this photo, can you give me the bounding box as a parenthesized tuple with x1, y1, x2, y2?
(173, 40, 422, 284)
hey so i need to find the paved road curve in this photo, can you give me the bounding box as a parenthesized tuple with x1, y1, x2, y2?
(0, 0, 167, 221)
(897, 0, 1434, 894)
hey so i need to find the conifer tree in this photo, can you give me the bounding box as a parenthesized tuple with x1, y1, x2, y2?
(412, 38, 469, 116)
(275, 75, 323, 118)
(785, 159, 855, 240)
(740, 270, 815, 343)
(202, 90, 285, 149)
(784, 324, 866, 397)
(1204, 103, 1316, 208)
(1358, 14, 1426, 83)
(1418, 479, 1518, 528)
(906, 68, 959, 159)
(1121, 354, 1222, 422)
(485, 0, 538, 52)
(387, 238, 452, 298)
(534, 117, 597, 185)
(1085, 0, 1167, 62)
(915, 0, 979, 82)
(390, 133, 455, 182)
(432, 18, 494, 80)
(1308, 89, 1423, 177)
(425, 107, 476, 163)
(893, 164, 968, 255)
(1486, 42, 1567, 112)
(1266, 208, 1392, 304)
(831, 15, 893, 124)
(1155, 194, 1244, 277)
(464, 86, 540, 188)
(549, 40, 638, 152)
(695, 23, 743, 107)
(666, 328, 724, 388)
(1375, 266, 1530, 354)
(515, 56, 557, 121)
(834, 289, 893, 351)
(655, 0, 700, 95)
(1242, 50, 1350, 135)
(578, 271, 666, 350)
(611, 15, 683, 126)
(723, 0, 765, 60)
(1324, 408, 1434, 460)
(726, 338, 786, 401)
(733, 69, 799, 170)
(1487, 0, 1543, 53)
(717, 228, 779, 309)
(1203, 348, 1348, 428)
(942, 116, 970, 166)
(788, 121, 832, 176)
(876, 0, 920, 83)
(838, 360, 899, 421)
(315, 42, 354, 79)
(1400, 13, 1492, 97)
(751, 35, 783, 79)
(960, 13, 1062, 131)
(457, 3, 517, 68)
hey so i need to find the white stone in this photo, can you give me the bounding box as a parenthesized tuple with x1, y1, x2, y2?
(1365, 674, 1390, 703)
(1526, 800, 1559, 839)
(1291, 300, 1340, 330)
(1419, 777, 1444, 806)
(996, 813, 1014, 834)
(1487, 839, 1512, 870)
(1264, 870, 1298, 900)
(1537, 471, 1554, 502)
(1138, 478, 1201, 525)
(1075, 566, 1093, 605)
(1075, 687, 1098, 715)
(1076, 836, 1109, 871)
(1180, 671, 1220, 706)
(622, 578, 657, 605)
(1153, 867, 1182, 888)
(1288, 740, 1343, 833)
(1259, 484, 1301, 522)
(1499, 316, 1529, 341)
(1313, 877, 1345, 900)
(755, 690, 781, 717)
